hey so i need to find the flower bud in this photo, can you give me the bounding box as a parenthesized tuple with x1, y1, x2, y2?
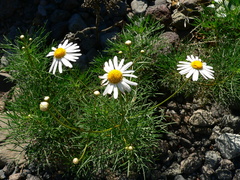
(125, 40, 132, 46)
(118, 51, 123, 54)
(44, 96, 50, 101)
(20, 35, 25, 39)
(29, 38, 32, 41)
(140, 50, 145, 53)
(40, 101, 49, 111)
(73, 158, 79, 164)
(94, 91, 100, 96)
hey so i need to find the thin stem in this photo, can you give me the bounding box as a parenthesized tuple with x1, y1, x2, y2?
(149, 78, 189, 111)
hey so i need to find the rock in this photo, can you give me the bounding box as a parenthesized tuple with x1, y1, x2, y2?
(0, 0, 20, 20)
(209, 126, 221, 140)
(131, 0, 148, 14)
(174, 175, 186, 180)
(202, 164, 215, 177)
(216, 133, 240, 159)
(50, 9, 71, 23)
(50, 21, 68, 40)
(155, 0, 168, 5)
(204, 151, 221, 169)
(188, 109, 216, 126)
(0, 169, 6, 179)
(3, 161, 15, 176)
(233, 169, 240, 180)
(100, 31, 118, 49)
(180, 153, 203, 174)
(26, 174, 41, 180)
(162, 162, 181, 176)
(61, 0, 80, 11)
(221, 115, 240, 132)
(145, 5, 171, 24)
(68, 13, 88, 33)
(215, 169, 232, 180)
(219, 159, 235, 170)
(153, 31, 180, 54)
(9, 173, 24, 180)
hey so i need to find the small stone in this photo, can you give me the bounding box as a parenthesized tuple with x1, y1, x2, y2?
(216, 169, 232, 180)
(68, 13, 87, 33)
(204, 151, 221, 169)
(131, 0, 148, 14)
(216, 133, 240, 159)
(180, 153, 203, 174)
(145, 5, 171, 24)
(188, 109, 215, 127)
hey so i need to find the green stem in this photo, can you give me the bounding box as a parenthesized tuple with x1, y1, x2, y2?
(149, 78, 189, 111)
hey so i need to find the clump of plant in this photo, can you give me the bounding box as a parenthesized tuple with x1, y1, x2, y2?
(0, 22, 170, 179)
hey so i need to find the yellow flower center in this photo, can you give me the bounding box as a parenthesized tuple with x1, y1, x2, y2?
(191, 60, 203, 69)
(107, 69, 123, 84)
(54, 48, 66, 59)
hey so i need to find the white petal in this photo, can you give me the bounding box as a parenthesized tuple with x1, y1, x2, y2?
(113, 86, 118, 99)
(186, 69, 196, 78)
(58, 61, 63, 73)
(123, 74, 137, 78)
(192, 70, 199, 81)
(120, 62, 133, 72)
(52, 60, 59, 75)
(113, 56, 118, 69)
(46, 52, 54, 57)
(123, 78, 138, 86)
(49, 59, 57, 73)
(117, 83, 125, 93)
(61, 58, 73, 68)
(121, 81, 131, 92)
(179, 66, 192, 75)
(118, 58, 125, 70)
(103, 84, 113, 95)
(108, 59, 114, 70)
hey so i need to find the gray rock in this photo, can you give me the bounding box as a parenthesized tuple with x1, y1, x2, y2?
(216, 133, 240, 159)
(38, 5, 47, 16)
(26, 174, 41, 180)
(68, 13, 88, 33)
(204, 151, 221, 169)
(162, 162, 181, 176)
(219, 159, 235, 170)
(0, 169, 6, 179)
(100, 31, 117, 49)
(202, 164, 215, 176)
(9, 173, 24, 180)
(155, 0, 168, 5)
(180, 153, 203, 174)
(188, 109, 216, 127)
(174, 175, 186, 180)
(216, 169, 232, 180)
(233, 169, 240, 180)
(50, 21, 68, 40)
(145, 5, 171, 24)
(50, 9, 71, 23)
(209, 126, 221, 140)
(131, 0, 148, 14)
(153, 31, 180, 54)
(221, 115, 240, 131)
(0, 0, 20, 20)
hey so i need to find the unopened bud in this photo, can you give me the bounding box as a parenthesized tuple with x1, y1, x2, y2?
(44, 96, 50, 101)
(118, 51, 123, 54)
(125, 40, 132, 46)
(140, 50, 145, 53)
(73, 158, 79, 164)
(94, 91, 100, 96)
(20, 35, 25, 39)
(40, 101, 49, 111)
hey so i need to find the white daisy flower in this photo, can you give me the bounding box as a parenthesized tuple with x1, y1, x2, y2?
(99, 56, 138, 99)
(177, 55, 214, 81)
(46, 39, 82, 74)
